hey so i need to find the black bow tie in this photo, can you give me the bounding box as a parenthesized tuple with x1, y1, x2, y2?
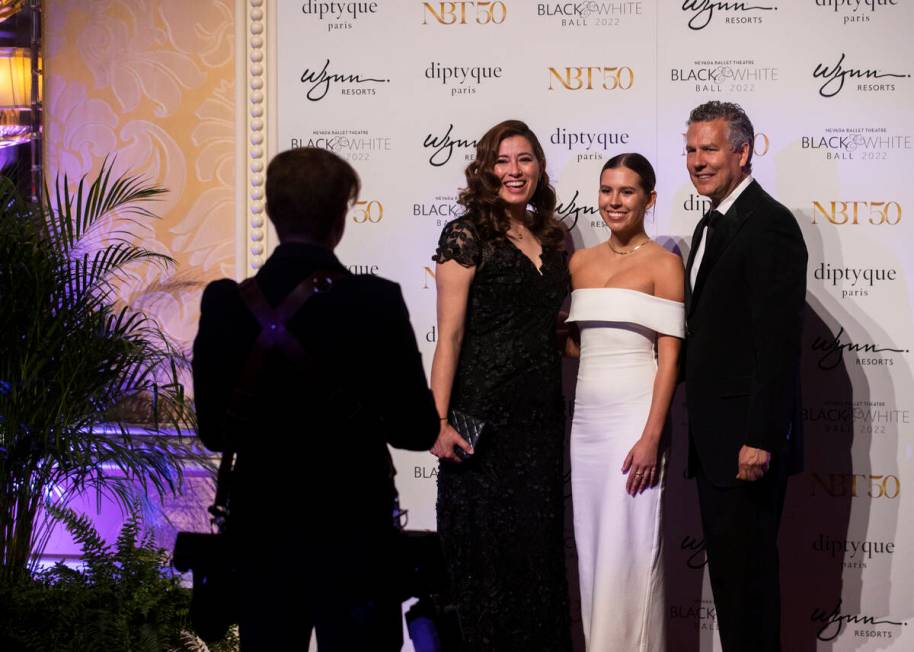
(702, 209, 724, 241)
(702, 209, 724, 230)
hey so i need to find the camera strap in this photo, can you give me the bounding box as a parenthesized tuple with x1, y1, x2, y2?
(210, 269, 346, 530)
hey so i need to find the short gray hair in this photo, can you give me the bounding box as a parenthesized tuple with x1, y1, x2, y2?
(688, 101, 754, 173)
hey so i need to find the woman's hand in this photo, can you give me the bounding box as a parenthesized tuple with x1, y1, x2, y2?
(621, 436, 660, 496)
(430, 421, 473, 462)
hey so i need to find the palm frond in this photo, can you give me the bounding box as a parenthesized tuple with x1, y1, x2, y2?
(61, 244, 174, 309)
(0, 162, 204, 579)
(44, 157, 167, 256)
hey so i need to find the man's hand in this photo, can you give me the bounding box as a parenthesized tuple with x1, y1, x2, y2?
(736, 445, 770, 481)
(430, 421, 473, 462)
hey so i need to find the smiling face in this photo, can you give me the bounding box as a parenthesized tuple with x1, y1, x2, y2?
(493, 135, 541, 211)
(685, 118, 749, 206)
(598, 166, 656, 234)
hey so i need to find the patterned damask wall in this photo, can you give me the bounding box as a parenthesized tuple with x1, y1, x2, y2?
(44, 0, 237, 348)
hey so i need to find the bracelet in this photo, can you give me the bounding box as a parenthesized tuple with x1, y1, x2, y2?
(439, 416, 448, 421)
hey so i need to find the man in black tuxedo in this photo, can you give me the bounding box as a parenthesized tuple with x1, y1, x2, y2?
(683, 102, 807, 651)
(193, 147, 439, 650)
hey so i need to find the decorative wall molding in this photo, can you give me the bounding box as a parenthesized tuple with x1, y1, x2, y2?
(238, 0, 272, 276)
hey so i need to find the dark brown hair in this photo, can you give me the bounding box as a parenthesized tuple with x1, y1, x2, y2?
(265, 147, 360, 242)
(458, 120, 564, 249)
(601, 152, 656, 194)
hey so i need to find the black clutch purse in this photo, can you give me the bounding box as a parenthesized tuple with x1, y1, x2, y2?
(449, 409, 485, 460)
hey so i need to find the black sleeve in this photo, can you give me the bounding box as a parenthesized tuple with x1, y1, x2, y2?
(192, 279, 247, 452)
(432, 218, 482, 267)
(745, 207, 808, 452)
(373, 283, 440, 451)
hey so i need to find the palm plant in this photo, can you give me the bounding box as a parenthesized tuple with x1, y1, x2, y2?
(0, 159, 200, 580)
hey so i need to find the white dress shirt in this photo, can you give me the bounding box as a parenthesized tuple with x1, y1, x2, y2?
(690, 175, 753, 290)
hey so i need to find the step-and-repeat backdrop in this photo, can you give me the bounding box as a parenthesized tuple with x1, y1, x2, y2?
(252, 1, 913, 649)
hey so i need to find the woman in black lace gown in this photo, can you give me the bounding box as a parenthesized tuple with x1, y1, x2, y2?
(430, 120, 571, 651)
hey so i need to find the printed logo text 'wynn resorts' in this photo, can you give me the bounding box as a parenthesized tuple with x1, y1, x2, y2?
(813, 53, 909, 98)
(423, 124, 477, 167)
(811, 601, 905, 642)
(811, 326, 907, 370)
(681, 1, 777, 30)
(299, 59, 389, 101)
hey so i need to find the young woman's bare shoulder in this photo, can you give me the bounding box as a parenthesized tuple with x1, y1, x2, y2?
(640, 242, 681, 266)
(569, 242, 606, 270)
(645, 244, 684, 300)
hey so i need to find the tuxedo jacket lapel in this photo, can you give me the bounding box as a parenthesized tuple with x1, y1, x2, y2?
(684, 218, 704, 313)
(688, 180, 762, 317)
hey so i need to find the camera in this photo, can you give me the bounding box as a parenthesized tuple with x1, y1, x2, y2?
(172, 531, 238, 643)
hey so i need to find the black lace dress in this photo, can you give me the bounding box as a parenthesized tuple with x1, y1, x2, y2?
(434, 218, 571, 651)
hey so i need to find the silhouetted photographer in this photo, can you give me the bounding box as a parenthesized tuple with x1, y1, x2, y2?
(188, 147, 439, 650)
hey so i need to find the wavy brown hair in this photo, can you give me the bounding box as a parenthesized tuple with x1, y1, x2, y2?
(458, 119, 565, 249)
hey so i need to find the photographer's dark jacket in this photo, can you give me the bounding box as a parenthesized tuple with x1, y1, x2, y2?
(193, 242, 438, 585)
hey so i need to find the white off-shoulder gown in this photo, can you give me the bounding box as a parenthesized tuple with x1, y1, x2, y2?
(567, 288, 685, 652)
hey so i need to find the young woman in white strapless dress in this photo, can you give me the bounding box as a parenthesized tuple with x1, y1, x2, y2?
(566, 153, 684, 652)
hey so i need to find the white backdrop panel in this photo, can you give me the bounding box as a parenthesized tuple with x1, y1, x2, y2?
(268, 2, 914, 649)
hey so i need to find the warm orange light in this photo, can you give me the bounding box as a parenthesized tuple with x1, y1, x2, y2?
(0, 48, 39, 110)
